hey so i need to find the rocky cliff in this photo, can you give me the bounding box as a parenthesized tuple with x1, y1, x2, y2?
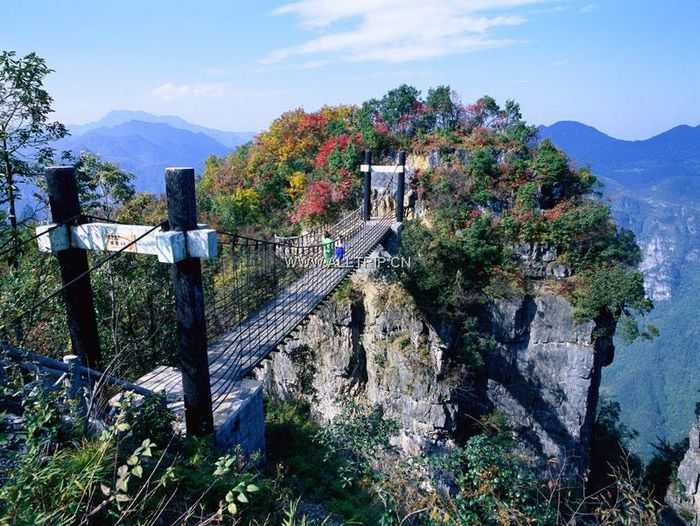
(255, 244, 615, 479)
(604, 192, 700, 460)
(612, 195, 700, 303)
(485, 291, 613, 477)
(666, 413, 700, 525)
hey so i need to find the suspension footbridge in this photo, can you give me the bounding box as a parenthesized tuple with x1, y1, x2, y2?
(138, 210, 394, 423)
(0, 150, 408, 451)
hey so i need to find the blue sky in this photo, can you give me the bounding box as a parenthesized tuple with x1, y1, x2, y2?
(6, 0, 699, 139)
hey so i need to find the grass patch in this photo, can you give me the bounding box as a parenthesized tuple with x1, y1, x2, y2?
(333, 279, 361, 304)
(264, 400, 387, 524)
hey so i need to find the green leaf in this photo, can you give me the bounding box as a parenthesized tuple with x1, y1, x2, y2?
(116, 477, 129, 492)
(126, 455, 139, 466)
(237, 493, 249, 504)
(116, 422, 130, 432)
(115, 494, 131, 503)
(225, 492, 235, 503)
(246, 484, 259, 493)
(227, 502, 238, 515)
(132, 465, 143, 478)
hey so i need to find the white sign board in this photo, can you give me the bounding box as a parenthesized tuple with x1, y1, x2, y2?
(36, 222, 218, 264)
(360, 164, 404, 173)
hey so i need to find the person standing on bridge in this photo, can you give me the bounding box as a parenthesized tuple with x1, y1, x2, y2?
(335, 236, 345, 264)
(321, 231, 334, 266)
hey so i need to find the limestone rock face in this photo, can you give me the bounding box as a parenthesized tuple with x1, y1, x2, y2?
(256, 266, 614, 478)
(512, 243, 571, 280)
(256, 272, 459, 455)
(666, 417, 700, 525)
(484, 293, 612, 477)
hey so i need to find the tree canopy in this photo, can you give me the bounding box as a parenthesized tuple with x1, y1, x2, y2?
(0, 51, 67, 244)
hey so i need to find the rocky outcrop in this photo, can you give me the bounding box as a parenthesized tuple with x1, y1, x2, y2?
(512, 243, 571, 279)
(255, 256, 614, 478)
(256, 267, 460, 455)
(485, 292, 613, 477)
(666, 414, 700, 525)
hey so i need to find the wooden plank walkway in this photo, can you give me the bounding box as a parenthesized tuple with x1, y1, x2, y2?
(137, 217, 394, 417)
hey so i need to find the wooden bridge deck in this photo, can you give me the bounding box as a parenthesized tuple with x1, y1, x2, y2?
(137, 218, 394, 419)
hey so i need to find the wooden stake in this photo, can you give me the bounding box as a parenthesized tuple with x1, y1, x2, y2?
(165, 167, 214, 436)
(396, 151, 406, 222)
(362, 150, 372, 220)
(46, 166, 102, 368)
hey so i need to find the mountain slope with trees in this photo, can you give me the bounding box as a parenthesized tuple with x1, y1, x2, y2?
(541, 120, 700, 460)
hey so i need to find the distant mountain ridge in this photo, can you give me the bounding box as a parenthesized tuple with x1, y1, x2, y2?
(69, 110, 256, 149)
(539, 121, 700, 193)
(14, 112, 255, 215)
(54, 119, 235, 194)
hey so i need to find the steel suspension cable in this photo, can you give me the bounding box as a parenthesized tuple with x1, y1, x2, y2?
(0, 213, 83, 261)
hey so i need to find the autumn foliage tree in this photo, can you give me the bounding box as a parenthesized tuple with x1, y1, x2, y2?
(197, 85, 652, 345)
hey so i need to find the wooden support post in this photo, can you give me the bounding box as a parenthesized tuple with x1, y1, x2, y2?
(362, 150, 372, 220)
(396, 151, 406, 222)
(46, 166, 102, 369)
(165, 167, 214, 436)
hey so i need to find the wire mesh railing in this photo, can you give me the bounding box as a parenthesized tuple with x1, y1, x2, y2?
(207, 214, 395, 409)
(200, 161, 403, 407)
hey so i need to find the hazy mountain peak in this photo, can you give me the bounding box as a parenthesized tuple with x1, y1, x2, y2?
(69, 110, 256, 148)
(540, 120, 700, 189)
(56, 118, 232, 194)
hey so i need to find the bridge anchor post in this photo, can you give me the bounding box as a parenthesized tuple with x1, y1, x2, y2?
(396, 151, 406, 222)
(46, 166, 102, 369)
(165, 167, 214, 436)
(362, 150, 372, 220)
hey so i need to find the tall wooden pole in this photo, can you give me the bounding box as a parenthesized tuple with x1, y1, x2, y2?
(46, 166, 102, 368)
(165, 167, 214, 436)
(396, 151, 406, 222)
(362, 150, 372, 221)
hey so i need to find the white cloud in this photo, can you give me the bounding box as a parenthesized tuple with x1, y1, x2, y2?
(151, 82, 226, 101)
(262, 0, 548, 65)
(579, 3, 598, 13)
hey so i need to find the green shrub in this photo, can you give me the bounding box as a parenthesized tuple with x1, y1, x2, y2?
(265, 400, 395, 523)
(398, 218, 504, 318)
(572, 265, 655, 341)
(0, 378, 273, 526)
(431, 432, 557, 526)
(515, 181, 539, 212)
